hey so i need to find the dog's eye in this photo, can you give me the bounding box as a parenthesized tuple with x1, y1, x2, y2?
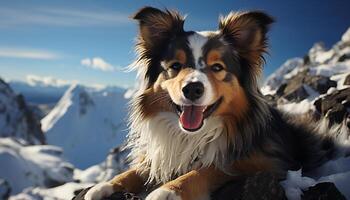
(169, 62, 182, 71)
(211, 64, 224, 72)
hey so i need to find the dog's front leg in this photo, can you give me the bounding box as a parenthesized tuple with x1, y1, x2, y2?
(146, 166, 232, 200)
(85, 168, 146, 200)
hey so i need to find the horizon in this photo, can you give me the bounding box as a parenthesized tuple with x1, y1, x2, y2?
(1, 0, 350, 88)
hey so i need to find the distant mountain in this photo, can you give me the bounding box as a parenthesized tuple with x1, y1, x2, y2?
(42, 84, 128, 169)
(0, 78, 45, 144)
(9, 81, 69, 105)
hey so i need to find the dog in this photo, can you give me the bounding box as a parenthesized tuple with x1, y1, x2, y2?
(85, 7, 346, 200)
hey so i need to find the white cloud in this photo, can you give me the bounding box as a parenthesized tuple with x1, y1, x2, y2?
(26, 74, 78, 87)
(81, 57, 116, 71)
(0, 47, 61, 60)
(0, 7, 129, 28)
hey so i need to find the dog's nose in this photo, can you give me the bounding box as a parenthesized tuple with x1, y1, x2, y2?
(182, 82, 204, 101)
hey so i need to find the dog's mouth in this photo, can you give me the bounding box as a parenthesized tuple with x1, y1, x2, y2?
(174, 97, 223, 132)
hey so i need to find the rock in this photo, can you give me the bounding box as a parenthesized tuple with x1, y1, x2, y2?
(0, 78, 45, 144)
(302, 182, 346, 200)
(72, 187, 141, 200)
(283, 85, 309, 102)
(276, 83, 288, 97)
(0, 179, 11, 200)
(344, 74, 350, 85)
(73, 172, 287, 200)
(275, 70, 309, 101)
(314, 88, 350, 125)
(338, 54, 350, 62)
(212, 172, 287, 200)
(304, 76, 337, 95)
(276, 70, 337, 102)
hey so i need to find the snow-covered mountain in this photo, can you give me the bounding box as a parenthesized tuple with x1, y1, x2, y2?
(262, 28, 350, 116)
(9, 80, 69, 105)
(0, 78, 45, 144)
(0, 138, 74, 196)
(0, 77, 129, 199)
(41, 84, 128, 169)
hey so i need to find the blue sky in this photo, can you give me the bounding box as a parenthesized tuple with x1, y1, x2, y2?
(0, 0, 349, 88)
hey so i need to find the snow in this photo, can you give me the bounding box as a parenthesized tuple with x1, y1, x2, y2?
(75, 147, 129, 183)
(41, 84, 128, 169)
(0, 138, 74, 194)
(341, 27, 350, 42)
(281, 157, 350, 200)
(41, 84, 75, 132)
(277, 99, 315, 114)
(330, 73, 350, 90)
(262, 58, 304, 94)
(280, 170, 316, 200)
(309, 61, 350, 77)
(9, 182, 93, 200)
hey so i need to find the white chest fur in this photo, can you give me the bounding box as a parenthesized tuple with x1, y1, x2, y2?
(128, 112, 228, 184)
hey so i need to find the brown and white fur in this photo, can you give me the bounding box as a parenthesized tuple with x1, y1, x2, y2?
(85, 7, 348, 200)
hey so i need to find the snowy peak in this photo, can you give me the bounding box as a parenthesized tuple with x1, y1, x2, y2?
(341, 27, 350, 42)
(263, 27, 350, 96)
(262, 58, 304, 95)
(42, 83, 128, 169)
(41, 84, 77, 132)
(0, 78, 44, 144)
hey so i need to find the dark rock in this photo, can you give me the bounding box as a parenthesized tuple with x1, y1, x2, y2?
(72, 187, 141, 200)
(338, 54, 350, 62)
(212, 172, 287, 200)
(303, 54, 311, 66)
(0, 179, 11, 200)
(274, 68, 337, 102)
(73, 172, 287, 200)
(302, 182, 346, 200)
(17, 94, 45, 144)
(314, 88, 350, 125)
(344, 74, 350, 86)
(304, 76, 337, 94)
(275, 71, 309, 101)
(283, 84, 309, 102)
(276, 83, 287, 97)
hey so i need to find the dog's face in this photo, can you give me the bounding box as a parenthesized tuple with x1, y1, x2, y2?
(132, 7, 273, 133)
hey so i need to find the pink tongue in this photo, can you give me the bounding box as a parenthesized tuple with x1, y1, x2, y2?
(179, 106, 204, 131)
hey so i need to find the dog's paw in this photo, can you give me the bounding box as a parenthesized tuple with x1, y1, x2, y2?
(84, 182, 114, 200)
(145, 188, 181, 200)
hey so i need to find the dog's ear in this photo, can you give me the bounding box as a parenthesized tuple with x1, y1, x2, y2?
(132, 7, 185, 54)
(219, 11, 274, 70)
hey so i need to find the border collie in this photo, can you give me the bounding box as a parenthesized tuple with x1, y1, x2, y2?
(85, 7, 346, 200)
